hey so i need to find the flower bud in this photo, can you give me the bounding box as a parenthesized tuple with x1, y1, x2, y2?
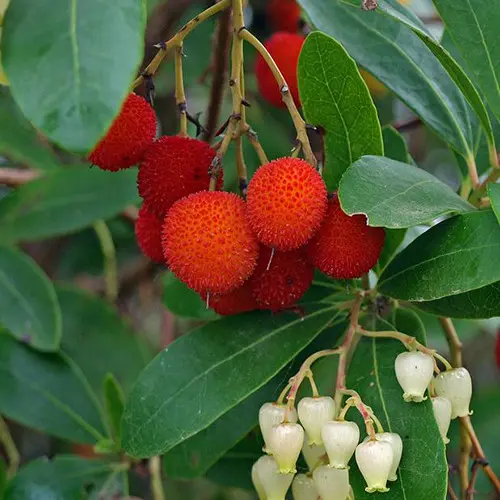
(251, 459, 267, 500)
(298, 396, 336, 445)
(269, 422, 304, 473)
(432, 396, 452, 443)
(312, 464, 350, 500)
(301, 441, 327, 471)
(394, 351, 434, 402)
(355, 439, 394, 493)
(433, 368, 472, 418)
(292, 473, 319, 500)
(252, 455, 294, 500)
(363, 432, 403, 481)
(259, 402, 298, 453)
(321, 420, 360, 469)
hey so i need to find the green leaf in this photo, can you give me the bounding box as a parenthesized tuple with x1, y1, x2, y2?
(0, 88, 59, 170)
(382, 126, 409, 163)
(0, 246, 61, 351)
(298, 0, 476, 158)
(339, 156, 474, 228)
(163, 272, 218, 320)
(0, 460, 6, 499)
(415, 281, 500, 319)
(2, 0, 145, 152)
(103, 374, 125, 448)
(432, 0, 500, 123)
(0, 168, 139, 243)
(298, 31, 383, 189)
(379, 210, 500, 301)
(58, 285, 153, 398)
(122, 305, 340, 458)
(488, 183, 500, 224)
(4, 456, 126, 500)
(0, 333, 106, 444)
(347, 312, 447, 500)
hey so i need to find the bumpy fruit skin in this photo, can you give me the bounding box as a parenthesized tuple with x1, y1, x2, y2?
(249, 247, 314, 311)
(138, 135, 222, 217)
(247, 158, 327, 250)
(88, 93, 156, 171)
(201, 282, 258, 316)
(163, 191, 259, 294)
(307, 194, 385, 279)
(255, 32, 304, 108)
(135, 205, 165, 264)
(266, 0, 301, 33)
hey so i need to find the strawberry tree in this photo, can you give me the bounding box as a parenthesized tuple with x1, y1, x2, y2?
(0, 0, 499, 499)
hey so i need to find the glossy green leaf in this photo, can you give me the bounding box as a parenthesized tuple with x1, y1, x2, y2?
(416, 281, 500, 319)
(382, 126, 409, 163)
(4, 456, 127, 500)
(58, 285, 153, 398)
(104, 373, 125, 447)
(0, 88, 59, 170)
(2, 0, 145, 152)
(0, 246, 61, 351)
(379, 210, 500, 301)
(0, 168, 139, 243)
(298, 0, 476, 158)
(298, 31, 383, 189)
(433, 0, 500, 123)
(163, 272, 218, 320)
(347, 312, 447, 500)
(339, 156, 474, 228)
(122, 305, 340, 457)
(488, 183, 500, 224)
(0, 333, 106, 444)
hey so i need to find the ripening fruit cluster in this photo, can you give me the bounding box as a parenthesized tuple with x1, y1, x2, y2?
(394, 351, 473, 444)
(88, 93, 385, 316)
(254, 396, 404, 498)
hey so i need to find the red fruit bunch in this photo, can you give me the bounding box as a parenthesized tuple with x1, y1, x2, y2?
(89, 93, 156, 171)
(266, 0, 301, 33)
(135, 205, 164, 264)
(255, 32, 304, 108)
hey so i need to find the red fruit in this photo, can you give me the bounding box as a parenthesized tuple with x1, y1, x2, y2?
(135, 205, 165, 264)
(163, 191, 259, 294)
(255, 32, 304, 108)
(249, 247, 314, 311)
(201, 282, 258, 316)
(89, 93, 156, 171)
(246, 157, 327, 251)
(137, 135, 222, 217)
(267, 0, 301, 32)
(306, 195, 385, 279)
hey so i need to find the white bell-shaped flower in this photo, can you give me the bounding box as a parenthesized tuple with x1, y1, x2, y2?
(394, 351, 434, 402)
(432, 396, 452, 443)
(355, 439, 394, 493)
(259, 402, 298, 453)
(433, 367, 472, 418)
(251, 458, 267, 500)
(269, 422, 304, 473)
(321, 420, 360, 469)
(292, 473, 319, 500)
(363, 432, 403, 481)
(298, 396, 336, 445)
(301, 441, 327, 471)
(312, 464, 350, 500)
(253, 455, 294, 500)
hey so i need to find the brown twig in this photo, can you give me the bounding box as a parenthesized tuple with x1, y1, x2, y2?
(393, 116, 423, 133)
(465, 458, 482, 500)
(439, 318, 463, 367)
(448, 482, 459, 500)
(0, 167, 40, 186)
(202, 4, 231, 141)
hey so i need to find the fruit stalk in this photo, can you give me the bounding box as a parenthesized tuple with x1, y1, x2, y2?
(238, 28, 316, 168)
(149, 456, 165, 500)
(93, 220, 118, 302)
(174, 44, 188, 137)
(0, 416, 19, 478)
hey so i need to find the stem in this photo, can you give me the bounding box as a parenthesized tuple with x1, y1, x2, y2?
(235, 135, 248, 197)
(469, 160, 500, 205)
(448, 482, 459, 500)
(132, 0, 231, 89)
(149, 456, 165, 500)
(238, 28, 316, 167)
(93, 220, 118, 302)
(277, 382, 292, 405)
(0, 416, 20, 478)
(466, 459, 482, 500)
(439, 318, 463, 367)
(306, 370, 319, 398)
(244, 126, 269, 165)
(466, 155, 480, 189)
(174, 44, 188, 137)
(0, 167, 39, 186)
(340, 392, 376, 440)
(461, 416, 500, 495)
(209, 120, 236, 190)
